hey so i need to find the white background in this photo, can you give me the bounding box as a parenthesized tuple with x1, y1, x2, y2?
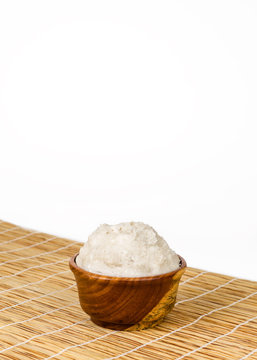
(0, 1, 256, 280)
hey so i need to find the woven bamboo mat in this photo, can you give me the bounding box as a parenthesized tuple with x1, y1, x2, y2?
(0, 220, 257, 360)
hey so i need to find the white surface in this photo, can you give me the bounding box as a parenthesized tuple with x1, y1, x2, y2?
(0, 0, 256, 280)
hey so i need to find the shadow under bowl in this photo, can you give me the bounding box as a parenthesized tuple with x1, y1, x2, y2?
(69, 254, 187, 331)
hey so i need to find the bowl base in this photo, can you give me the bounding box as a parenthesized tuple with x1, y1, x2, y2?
(91, 317, 132, 330)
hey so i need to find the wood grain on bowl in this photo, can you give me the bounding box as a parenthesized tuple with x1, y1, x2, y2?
(69, 254, 186, 330)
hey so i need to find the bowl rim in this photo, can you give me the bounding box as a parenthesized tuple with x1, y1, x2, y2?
(69, 253, 187, 282)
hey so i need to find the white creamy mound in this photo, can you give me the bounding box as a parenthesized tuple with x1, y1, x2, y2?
(76, 222, 180, 277)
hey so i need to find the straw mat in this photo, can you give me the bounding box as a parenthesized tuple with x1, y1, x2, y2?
(0, 220, 256, 360)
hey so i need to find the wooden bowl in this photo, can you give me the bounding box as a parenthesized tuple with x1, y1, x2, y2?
(69, 254, 186, 331)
